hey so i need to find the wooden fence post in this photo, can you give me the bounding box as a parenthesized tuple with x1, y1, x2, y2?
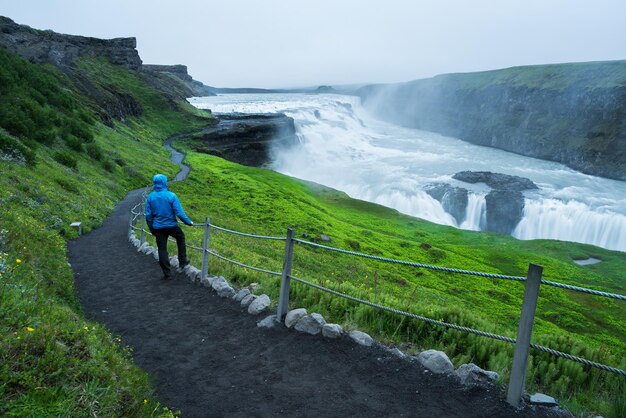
(277, 228, 295, 319)
(201, 217, 211, 280)
(507, 263, 543, 407)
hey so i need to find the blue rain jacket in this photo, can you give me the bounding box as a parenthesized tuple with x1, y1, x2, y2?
(145, 174, 193, 230)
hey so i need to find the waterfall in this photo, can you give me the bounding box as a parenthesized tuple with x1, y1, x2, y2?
(460, 193, 486, 231)
(513, 199, 626, 252)
(190, 93, 626, 253)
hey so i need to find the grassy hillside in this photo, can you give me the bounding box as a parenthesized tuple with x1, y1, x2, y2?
(1, 45, 624, 417)
(157, 145, 625, 417)
(0, 48, 212, 416)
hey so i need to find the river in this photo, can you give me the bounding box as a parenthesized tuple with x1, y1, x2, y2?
(189, 93, 626, 252)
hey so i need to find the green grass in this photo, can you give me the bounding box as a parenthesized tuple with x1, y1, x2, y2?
(156, 146, 626, 417)
(427, 60, 626, 91)
(1, 45, 624, 417)
(0, 49, 212, 416)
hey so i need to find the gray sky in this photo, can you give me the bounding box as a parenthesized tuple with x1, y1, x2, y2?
(2, 0, 625, 88)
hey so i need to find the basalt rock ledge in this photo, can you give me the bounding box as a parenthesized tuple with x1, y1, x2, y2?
(190, 113, 298, 167)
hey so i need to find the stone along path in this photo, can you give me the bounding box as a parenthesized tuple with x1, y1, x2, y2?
(67, 137, 559, 418)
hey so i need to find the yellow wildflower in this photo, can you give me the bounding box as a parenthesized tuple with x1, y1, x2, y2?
(26, 327, 34, 332)
(143, 399, 148, 404)
(83, 326, 89, 331)
(16, 259, 22, 263)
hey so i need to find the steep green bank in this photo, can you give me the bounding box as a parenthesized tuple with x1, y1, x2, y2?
(358, 61, 626, 180)
(0, 48, 212, 416)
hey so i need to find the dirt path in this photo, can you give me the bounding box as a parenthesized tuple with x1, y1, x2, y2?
(68, 136, 559, 418)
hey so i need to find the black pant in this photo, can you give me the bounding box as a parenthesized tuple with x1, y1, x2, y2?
(154, 225, 188, 277)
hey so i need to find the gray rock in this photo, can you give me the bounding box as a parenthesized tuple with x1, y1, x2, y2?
(348, 330, 374, 347)
(138, 242, 151, 253)
(184, 265, 201, 282)
(387, 347, 407, 358)
(248, 294, 271, 315)
(200, 276, 211, 287)
(424, 183, 469, 225)
(456, 363, 499, 386)
(319, 234, 331, 242)
(212, 276, 235, 298)
(169, 256, 179, 268)
(417, 349, 454, 374)
(257, 314, 279, 329)
(191, 113, 297, 167)
(452, 171, 538, 191)
(285, 308, 308, 328)
(152, 250, 159, 260)
(530, 393, 558, 406)
(241, 294, 257, 307)
(233, 288, 251, 302)
(294, 313, 326, 335)
(485, 190, 525, 234)
(322, 323, 343, 338)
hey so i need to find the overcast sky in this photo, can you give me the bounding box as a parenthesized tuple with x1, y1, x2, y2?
(2, 0, 625, 88)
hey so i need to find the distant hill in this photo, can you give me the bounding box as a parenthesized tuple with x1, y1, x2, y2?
(0, 16, 214, 102)
(358, 61, 626, 180)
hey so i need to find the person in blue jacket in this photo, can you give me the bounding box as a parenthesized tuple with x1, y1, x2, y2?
(145, 174, 194, 279)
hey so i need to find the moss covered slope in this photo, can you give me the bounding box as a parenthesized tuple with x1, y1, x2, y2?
(0, 48, 212, 416)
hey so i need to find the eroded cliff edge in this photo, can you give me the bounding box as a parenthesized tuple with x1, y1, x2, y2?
(0, 16, 213, 100)
(359, 62, 626, 180)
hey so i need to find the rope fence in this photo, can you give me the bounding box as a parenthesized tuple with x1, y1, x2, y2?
(129, 204, 626, 407)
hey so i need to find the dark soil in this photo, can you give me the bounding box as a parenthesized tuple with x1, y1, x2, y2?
(67, 140, 564, 418)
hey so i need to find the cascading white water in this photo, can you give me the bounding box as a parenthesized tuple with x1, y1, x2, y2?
(460, 193, 487, 231)
(189, 94, 626, 252)
(513, 199, 625, 250)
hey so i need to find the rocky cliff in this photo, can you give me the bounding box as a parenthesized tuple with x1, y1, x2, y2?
(142, 64, 215, 98)
(190, 114, 297, 167)
(0, 16, 214, 124)
(0, 16, 142, 70)
(359, 61, 626, 180)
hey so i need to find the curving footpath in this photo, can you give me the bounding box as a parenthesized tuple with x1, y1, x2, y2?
(67, 135, 560, 418)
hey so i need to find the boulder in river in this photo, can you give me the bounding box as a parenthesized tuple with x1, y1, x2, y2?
(452, 171, 538, 191)
(484, 190, 525, 234)
(424, 183, 469, 225)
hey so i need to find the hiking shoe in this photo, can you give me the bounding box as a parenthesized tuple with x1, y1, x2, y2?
(162, 274, 171, 280)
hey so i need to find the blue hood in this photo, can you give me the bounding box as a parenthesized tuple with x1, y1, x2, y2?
(153, 174, 168, 191)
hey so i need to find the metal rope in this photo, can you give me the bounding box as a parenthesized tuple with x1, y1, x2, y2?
(131, 207, 625, 301)
(289, 275, 626, 376)
(207, 249, 282, 276)
(289, 275, 516, 343)
(293, 239, 626, 300)
(127, 204, 625, 374)
(541, 280, 626, 301)
(210, 224, 286, 241)
(530, 344, 626, 376)
(293, 238, 525, 281)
